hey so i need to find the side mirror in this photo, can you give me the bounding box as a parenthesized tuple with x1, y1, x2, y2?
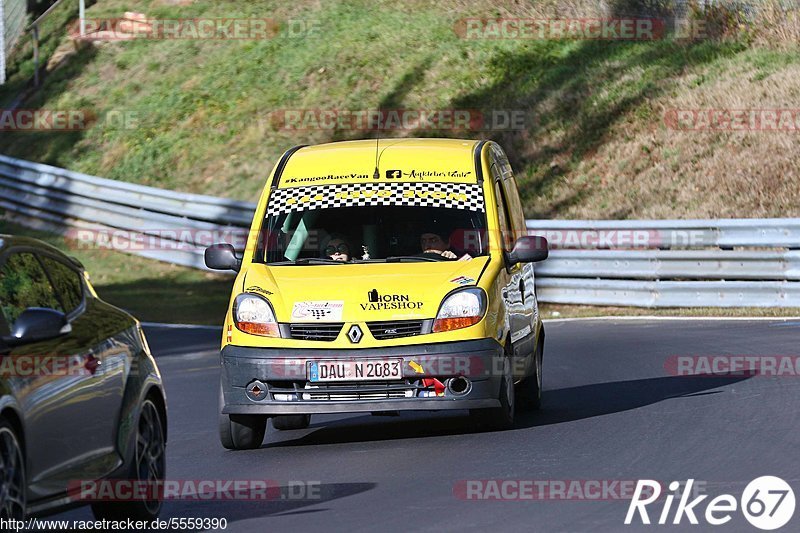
(506, 236, 549, 265)
(205, 243, 241, 272)
(5, 308, 70, 346)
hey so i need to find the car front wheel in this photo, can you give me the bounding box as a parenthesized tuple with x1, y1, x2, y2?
(219, 385, 266, 450)
(517, 335, 543, 411)
(470, 354, 515, 431)
(0, 419, 26, 520)
(92, 398, 166, 521)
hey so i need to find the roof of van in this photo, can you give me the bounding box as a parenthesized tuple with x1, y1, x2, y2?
(276, 138, 482, 188)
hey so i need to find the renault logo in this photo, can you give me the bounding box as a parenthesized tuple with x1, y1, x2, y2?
(347, 324, 363, 344)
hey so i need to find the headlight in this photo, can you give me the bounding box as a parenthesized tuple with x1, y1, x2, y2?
(233, 293, 280, 337)
(433, 288, 487, 333)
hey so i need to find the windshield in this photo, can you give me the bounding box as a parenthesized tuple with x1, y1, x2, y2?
(254, 182, 488, 264)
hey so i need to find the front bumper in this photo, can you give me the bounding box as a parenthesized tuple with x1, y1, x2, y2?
(220, 338, 504, 415)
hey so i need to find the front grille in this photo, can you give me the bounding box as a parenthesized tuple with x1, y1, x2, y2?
(287, 323, 343, 341)
(302, 382, 415, 401)
(367, 320, 425, 340)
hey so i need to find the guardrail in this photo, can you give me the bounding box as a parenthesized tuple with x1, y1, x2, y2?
(526, 219, 800, 249)
(0, 154, 254, 269)
(1, 154, 798, 307)
(526, 219, 800, 307)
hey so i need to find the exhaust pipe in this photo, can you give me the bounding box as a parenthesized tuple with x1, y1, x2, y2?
(447, 376, 471, 396)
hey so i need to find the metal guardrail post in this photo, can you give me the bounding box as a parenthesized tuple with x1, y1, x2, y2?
(79, 0, 85, 37)
(0, 0, 6, 85)
(32, 24, 39, 87)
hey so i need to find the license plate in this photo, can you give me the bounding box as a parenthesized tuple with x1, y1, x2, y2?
(307, 359, 403, 382)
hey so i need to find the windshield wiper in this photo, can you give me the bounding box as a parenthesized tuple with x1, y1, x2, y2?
(293, 258, 349, 265)
(385, 256, 438, 263)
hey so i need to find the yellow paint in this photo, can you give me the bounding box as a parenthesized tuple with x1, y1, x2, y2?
(222, 138, 517, 350)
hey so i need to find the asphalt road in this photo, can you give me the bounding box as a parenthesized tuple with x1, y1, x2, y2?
(50, 319, 800, 532)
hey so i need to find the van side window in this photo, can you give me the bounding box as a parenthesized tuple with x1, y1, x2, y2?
(502, 176, 526, 240)
(493, 177, 514, 252)
(490, 144, 526, 239)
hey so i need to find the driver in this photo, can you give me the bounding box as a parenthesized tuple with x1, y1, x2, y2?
(420, 230, 456, 259)
(322, 235, 351, 262)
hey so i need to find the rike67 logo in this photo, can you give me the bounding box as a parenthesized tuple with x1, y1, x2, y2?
(625, 477, 795, 530)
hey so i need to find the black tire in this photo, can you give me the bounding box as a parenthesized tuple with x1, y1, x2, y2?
(92, 398, 166, 522)
(470, 355, 515, 431)
(517, 336, 543, 411)
(272, 415, 311, 430)
(0, 418, 26, 520)
(218, 385, 266, 450)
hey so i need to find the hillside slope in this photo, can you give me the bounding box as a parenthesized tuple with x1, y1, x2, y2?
(1, 0, 798, 219)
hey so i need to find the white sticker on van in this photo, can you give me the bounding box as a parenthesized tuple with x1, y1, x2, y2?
(510, 324, 532, 344)
(267, 182, 485, 215)
(292, 301, 345, 322)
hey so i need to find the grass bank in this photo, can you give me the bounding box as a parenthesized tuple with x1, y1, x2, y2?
(0, 0, 798, 218)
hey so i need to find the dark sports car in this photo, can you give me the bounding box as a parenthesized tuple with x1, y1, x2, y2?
(0, 235, 167, 521)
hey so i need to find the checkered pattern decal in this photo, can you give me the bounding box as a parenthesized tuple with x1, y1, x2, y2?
(266, 182, 485, 215)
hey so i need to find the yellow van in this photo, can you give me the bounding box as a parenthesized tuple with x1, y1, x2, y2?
(206, 139, 548, 449)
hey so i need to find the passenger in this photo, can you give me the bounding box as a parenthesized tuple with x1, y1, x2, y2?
(322, 235, 351, 261)
(420, 230, 456, 259)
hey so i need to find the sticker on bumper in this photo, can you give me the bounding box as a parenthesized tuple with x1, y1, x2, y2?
(292, 301, 344, 321)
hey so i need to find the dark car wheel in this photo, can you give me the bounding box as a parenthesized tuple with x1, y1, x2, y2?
(0, 420, 26, 520)
(219, 385, 266, 450)
(272, 415, 311, 430)
(92, 399, 165, 521)
(220, 414, 267, 450)
(516, 336, 543, 411)
(470, 354, 515, 431)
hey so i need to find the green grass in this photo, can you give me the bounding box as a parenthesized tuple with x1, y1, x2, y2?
(0, 0, 79, 107)
(1, 1, 798, 322)
(1, 0, 795, 218)
(0, 220, 233, 325)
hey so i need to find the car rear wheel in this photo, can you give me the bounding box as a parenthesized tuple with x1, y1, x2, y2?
(219, 385, 267, 450)
(272, 415, 311, 430)
(516, 335, 543, 411)
(470, 354, 515, 431)
(0, 420, 26, 520)
(92, 399, 165, 521)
